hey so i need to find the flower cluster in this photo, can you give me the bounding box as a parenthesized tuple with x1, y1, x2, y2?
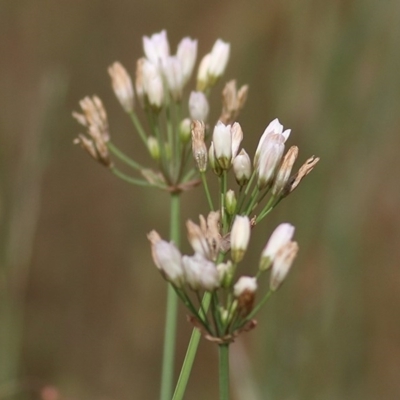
(72, 30, 240, 194)
(149, 214, 298, 343)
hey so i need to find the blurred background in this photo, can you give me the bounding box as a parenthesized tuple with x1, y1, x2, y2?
(1, 0, 400, 399)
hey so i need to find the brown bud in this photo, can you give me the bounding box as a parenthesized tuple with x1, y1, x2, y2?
(191, 120, 208, 172)
(219, 80, 249, 125)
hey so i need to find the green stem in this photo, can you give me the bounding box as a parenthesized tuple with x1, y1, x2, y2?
(160, 193, 181, 400)
(219, 343, 230, 400)
(172, 292, 212, 400)
(107, 142, 144, 170)
(201, 172, 214, 211)
(129, 111, 148, 146)
(110, 166, 156, 187)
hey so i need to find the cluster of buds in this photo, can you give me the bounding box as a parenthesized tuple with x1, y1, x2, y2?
(192, 117, 319, 224)
(148, 214, 299, 343)
(73, 30, 236, 193)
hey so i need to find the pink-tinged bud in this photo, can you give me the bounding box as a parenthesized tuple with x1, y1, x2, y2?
(270, 241, 299, 291)
(260, 223, 295, 271)
(225, 189, 237, 215)
(213, 121, 232, 170)
(234, 276, 257, 317)
(233, 149, 251, 186)
(189, 91, 209, 121)
(176, 37, 198, 85)
(208, 39, 230, 80)
(254, 118, 291, 167)
(147, 231, 185, 287)
(230, 215, 251, 263)
(142, 60, 164, 110)
(196, 53, 211, 91)
(272, 146, 299, 197)
(182, 253, 219, 291)
(231, 122, 243, 160)
(108, 62, 134, 113)
(162, 56, 184, 101)
(191, 120, 208, 172)
(135, 58, 146, 107)
(142, 30, 170, 66)
(257, 134, 285, 189)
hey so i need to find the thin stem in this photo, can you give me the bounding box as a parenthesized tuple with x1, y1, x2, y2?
(201, 172, 214, 211)
(245, 289, 273, 322)
(110, 166, 156, 187)
(219, 343, 230, 400)
(160, 193, 181, 400)
(129, 111, 148, 146)
(107, 142, 144, 170)
(172, 292, 212, 400)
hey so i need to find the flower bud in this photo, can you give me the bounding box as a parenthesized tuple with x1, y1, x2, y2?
(191, 120, 208, 172)
(108, 62, 134, 113)
(189, 91, 209, 121)
(143, 30, 170, 66)
(233, 276, 257, 317)
(233, 149, 251, 186)
(177, 37, 198, 85)
(182, 253, 219, 291)
(260, 223, 295, 271)
(186, 219, 209, 259)
(271, 146, 298, 197)
(270, 241, 299, 291)
(231, 122, 243, 160)
(257, 134, 285, 189)
(135, 58, 146, 107)
(230, 215, 251, 263)
(219, 80, 249, 125)
(225, 190, 237, 215)
(217, 261, 234, 288)
(208, 142, 223, 176)
(147, 231, 185, 287)
(147, 136, 160, 160)
(196, 53, 211, 92)
(179, 118, 191, 143)
(212, 121, 232, 170)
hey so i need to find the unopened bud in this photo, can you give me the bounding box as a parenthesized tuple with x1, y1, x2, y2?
(142, 30, 170, 66)
(225, 190, 237, 215)
(219, 80, 249, 125)
(108, 61, 134, 113)
(162, 56, 184, 101)
(233, 149, 251, 186)
(212, 121, 232, 170)
(196, 53, 211, 92)
(260, 223, 295, 271)
(208, 39, 230, 83)
(191, 120, 208, 172)
(233, 276, 257, 317)
(142, 59, 164, 111)
(208, 142, 222, 176)
(272, 146, 299, 197)
(189, 91, 209, 121)
(270, 241, 299, 291)
(177, 37, 198, 85)
(179, 118, 191, 143)
(230, 215, 251, 263)
(147, 136, 160, 160)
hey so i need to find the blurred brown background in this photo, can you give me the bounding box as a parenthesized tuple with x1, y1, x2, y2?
(1, 0, 400, 399)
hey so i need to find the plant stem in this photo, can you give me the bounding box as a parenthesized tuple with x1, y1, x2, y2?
(219, 343, 230, 400)
(172, 292, 212, 400)
(107, 142, 144, 170)
(160, 193, 181, 400)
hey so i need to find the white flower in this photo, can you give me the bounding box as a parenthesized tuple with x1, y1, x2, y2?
(189, 91, 209, 121)
(255, 118, 291, 166)
(212, 121, 232, 169)
(256, 134, 285, 189)
(143, 30, 170, 66)
(177, 37, 198, 85)
(230, 215, 251, 263)
(208, 39, 230, 79)
(142, 60, 164, 110)
(196, 53, 211, 91)
(233, 276, 257, 297)
(270, 241, 299, 290)
(182, 253, 219, 291)
(260, 223, 295, 271)
(162, 56, 184, 101)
